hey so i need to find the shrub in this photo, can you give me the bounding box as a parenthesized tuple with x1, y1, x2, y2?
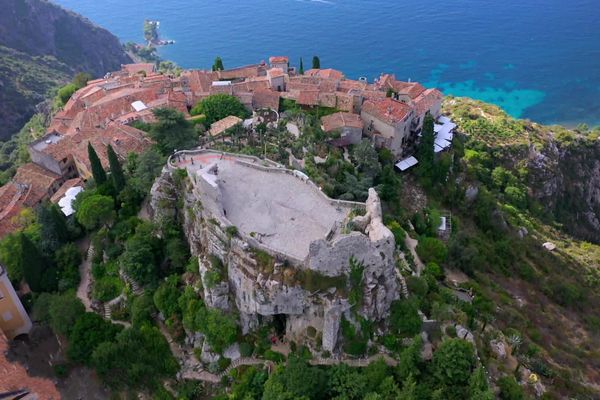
(498, 376, 525, 400)
(416, 237, 448, 264)
(264, 350, 286, 363)
(424, 262, 445, 280)
(389, 299, 422, 337)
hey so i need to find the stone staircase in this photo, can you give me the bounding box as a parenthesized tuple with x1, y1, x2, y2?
(218, 358, 272, 379)
(120, 270, 144, 295)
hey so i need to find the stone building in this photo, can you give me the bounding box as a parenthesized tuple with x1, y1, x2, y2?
(150, 150, 400, 353)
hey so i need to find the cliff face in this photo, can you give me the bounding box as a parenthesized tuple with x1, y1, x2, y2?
(527, 138, 600, 243)
(444, 97, 600, 244)
(0, 0, 132, 140)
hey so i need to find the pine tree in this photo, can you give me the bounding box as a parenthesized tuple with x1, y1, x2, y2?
(107, 144, 125, 192)
(212, 56, 224, 71)
(312, 56, 321, 69)
(88, 142, 106, 185)
(299, 58, 304, 75)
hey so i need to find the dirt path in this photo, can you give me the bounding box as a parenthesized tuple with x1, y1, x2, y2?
(76, 237, 93, 312)
(405, 233, 425, 276)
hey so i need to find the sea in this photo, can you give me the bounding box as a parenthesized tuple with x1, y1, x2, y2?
(53, 0, 600, 127)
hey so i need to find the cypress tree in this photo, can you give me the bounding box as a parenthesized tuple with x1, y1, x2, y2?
(212, 56, 224, 71)
(312, 56, 320, 69)
(19, 233, 52, 292)
(299, 58, 304, 75)
(88, 142, 106, 185)
(107, 144, 125, 192)
(417, 113, 436, 181)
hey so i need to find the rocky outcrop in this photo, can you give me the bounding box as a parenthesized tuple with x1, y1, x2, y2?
(526, 138, 600, 243)
(150, 154, 401, 353)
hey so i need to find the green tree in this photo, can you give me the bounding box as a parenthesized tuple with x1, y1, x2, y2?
(353, 139, 382, 177)
(20, 233, 56, 292)
(312, 56, 321, 69)
(416, 237, 448, 264)
(468, 366, 494, 400)
(54, 242, 81, 291)
(433, 339, 476, 387)
(399, 374, 417, 400)
(107, 144, 126, 192)
(299, 58, 304, 75)
(37, 202, 70, 256)
(190, 94, 250, 125)
(396, 335, 423, 382)
(72, 72, 92, 89)
(149, 108, 198, 155)
(154, 275, 181, 318)
(48, 293, 85, 336)
(390, 299, 422, 337)
(76, 195, 115, 230)
(88, 142, 107, 185)
(131, 293, 157, 327)
(0, 233, 24, 282)
(57, 83, 78, 105)
(263, 356, 326, 400)
(91, 325, 179, 389)
(497, 376, 525, 400)
(68, 312, 122, 364)
(212, 56, 224, 71)
(120, 222, 162, 285)
(329, 363, 368, 399)
(417, 114, 435, 181)
(130, 148, 165, 194)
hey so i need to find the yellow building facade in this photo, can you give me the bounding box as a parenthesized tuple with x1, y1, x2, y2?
(0, 264, 32, 339)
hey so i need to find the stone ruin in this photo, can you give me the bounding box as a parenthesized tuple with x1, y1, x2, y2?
(150, 150, 400, 353)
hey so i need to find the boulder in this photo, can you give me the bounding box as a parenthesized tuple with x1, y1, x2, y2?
(490, 339, 507, 359)
(542, 242, 556, 251)
(455, 324, 475, 344)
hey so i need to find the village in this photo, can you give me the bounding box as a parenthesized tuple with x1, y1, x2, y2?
(0, 56, 453, 238)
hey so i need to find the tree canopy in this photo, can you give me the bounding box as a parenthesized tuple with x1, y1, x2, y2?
(107, 144, 125, 192)
(190, 94, 250, 126)
(149, 108, 198, 155)
(312, 56, 321, 69)
(76, 194, 115, 230)
(88, 142, 107, 185)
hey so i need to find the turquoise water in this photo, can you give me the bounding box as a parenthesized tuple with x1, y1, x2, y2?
(54, 0, 600, 126)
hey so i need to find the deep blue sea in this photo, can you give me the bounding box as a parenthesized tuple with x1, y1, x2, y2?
(54, 0, 600, 127)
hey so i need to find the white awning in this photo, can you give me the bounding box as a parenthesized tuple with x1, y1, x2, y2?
(131, 100, 148, 112)
(58, 186, 83, 216)
(395, 156, 419, 171)
(212, 81, 232, 86)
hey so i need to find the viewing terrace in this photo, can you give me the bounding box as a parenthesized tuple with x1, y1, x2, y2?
(168, 150, 363, 261)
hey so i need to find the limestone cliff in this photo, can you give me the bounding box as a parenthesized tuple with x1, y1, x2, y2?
(150, 151, 401, 353)
(444, 97, 600, 244)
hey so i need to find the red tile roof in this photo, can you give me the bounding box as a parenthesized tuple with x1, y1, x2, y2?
(362, 98, 413, 125)
(13, 163, 62, 206)
(305, 68, 344, 80)
(122, 63, 155, 75)
(297, 90, 320, 106)
(0, 182, 25, 239)
(269, 56, 289, 64)
(253, 89, 280, 111)
(321, 112, 363, 132)
(414, 88, 443, 116)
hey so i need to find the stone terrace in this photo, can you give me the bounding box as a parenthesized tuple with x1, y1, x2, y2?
(170, 150, 358, 261)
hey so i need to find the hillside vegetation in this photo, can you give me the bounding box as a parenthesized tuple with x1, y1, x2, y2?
(0, 0, 132, 140)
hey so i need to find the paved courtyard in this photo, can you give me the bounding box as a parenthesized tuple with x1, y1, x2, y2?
(174, 152, 352, 260)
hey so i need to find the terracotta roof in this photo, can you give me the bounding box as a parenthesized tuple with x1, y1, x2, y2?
(209, 116, 243, 137)
(414, 88, 443, 115)
(50, 178, 83, 203)
(0, 331, 61, 399)
(362, 98, 413, 125)
(13, 163, 62, 206)
(253, 89, 280, 111)
(305, 68, 344, 80)
(297, 90, 320, 106)
(267, 68, 285, 79)
(321, 112, 363, 132)
(0, 183, 25, 239)
(122, 63, 155, 75)
(269, 56, 289, 64)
